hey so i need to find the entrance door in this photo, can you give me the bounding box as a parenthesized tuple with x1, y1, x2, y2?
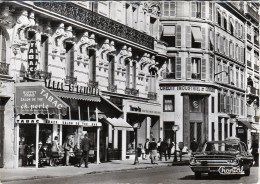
(0, 105, 4, 167)
(190, 122, 202, 146)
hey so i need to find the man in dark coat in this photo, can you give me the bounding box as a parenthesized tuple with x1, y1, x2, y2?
(160, 139, 168, 161)
(79, 133, 91, 168)
(190, 138, 198, 152)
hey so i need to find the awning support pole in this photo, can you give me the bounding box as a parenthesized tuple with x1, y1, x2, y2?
(36, 123, 39, 168)
(87, 105, 90, 121)
(96, 127, 100, 164)
(16, 123, 19, 168)
(69, 107, 71, 120)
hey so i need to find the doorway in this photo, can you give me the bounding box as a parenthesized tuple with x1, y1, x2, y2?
(190, 122, 202, 146)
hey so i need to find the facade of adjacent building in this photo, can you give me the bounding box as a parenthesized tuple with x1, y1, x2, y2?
(0, 1, 258, 169)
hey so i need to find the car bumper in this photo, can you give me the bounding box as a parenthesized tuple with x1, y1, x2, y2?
(190, 165, 242, 174)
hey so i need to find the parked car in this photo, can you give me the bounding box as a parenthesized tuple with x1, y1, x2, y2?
(190, 138, 254, 179)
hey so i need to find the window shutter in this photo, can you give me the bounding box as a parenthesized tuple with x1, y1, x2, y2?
(186, 26, 191, 48)
(226, 39, 228, 55)
(216, 34, 218, 51)
(164, 2, 169, 16)
(202, 27, 206, 49)
(209, 2, 212, 21)
(176, 25, 182, 47)
(159, 25, 163, 38)
(170, 2, 176, 16)
(192, 2, 196, 17)
(176, 57, 182, 79)
(186, 57, 191, 79)
(226, 96, 230, 114)
(238, 46, 241, 62)
(201, 2, 206, 19)
(201, 58, 206, 80)
(241, 47, 244, 63)
(223, 64, 227, 83)
(209, 57, 213, 81)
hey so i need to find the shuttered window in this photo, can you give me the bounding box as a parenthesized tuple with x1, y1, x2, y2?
(201, 2, 205, 19)
(209, 2, 213, 21)
(209, 57, 213, 81)
(201, 59, 206, 80)
(226, 39, 229, 55)
(241, 47, 244, 63)
(241, 98, 244, 115)
(186, 26, 191, 48)
(176, 25, 182, 47)
(0, 29, 6, 64)
(176, 57, 182, 79)
(201, 28, 205, 49)
(186, 57, 191, 79)
(226, 96, 230, 114)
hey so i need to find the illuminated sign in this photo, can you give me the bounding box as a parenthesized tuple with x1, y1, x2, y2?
(28, 41, 38, 76)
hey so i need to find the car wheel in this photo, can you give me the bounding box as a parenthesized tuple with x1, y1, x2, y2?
(195, 172, 201, 179)
(245, 167, 250, 176)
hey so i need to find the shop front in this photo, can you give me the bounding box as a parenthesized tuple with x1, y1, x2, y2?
(15, 82, 102, 168)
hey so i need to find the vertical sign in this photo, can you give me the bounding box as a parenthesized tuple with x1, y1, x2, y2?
(28, 41, 38, 77)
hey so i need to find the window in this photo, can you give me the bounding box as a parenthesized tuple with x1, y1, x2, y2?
(191, 27, 202, 48)
(150, 17, 156, 37)
(125, 59, 130, 88)
(241, 72, 244, 89)
(164, 57, 175, 79)
(40, 35, 48, 72)
(163, 95, 175, 111)
(241, 97, 244, 115)
(149, 68, 156, 93)
(132, 7, 138, 29)
(108, 55, 115, 85)
(236, 68, 239, 87)
(209, 29, 214, 51)
(163, 2, 176, 16)
(224, 120, 228, 139)
(230, 20, 234, 36)
(230, 65, 234, 85)
(161, 25, 175, 47)
(211, 122, 215, 141)
(218, 92, 221, 112)
(217, 11, 221, 26)
(191, 58, 201, 79)
(223, 17, 227, 30)
(190, 96, 203, 112)
(192, 2, 202, 18)
(65, 43, 74, 78)
(218, 121, 222, 140)
(132, 61, 136, 89)
(89, 49, 96, 82)
(230, 123, 233, 137)
(212, 97, 215, 113)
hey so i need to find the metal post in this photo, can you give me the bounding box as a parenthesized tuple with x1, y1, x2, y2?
(134, 128, 138, 165)
(16, 123, 19, 168)
(174, 131, 177, 162)
(36, 123, 39, 168)
(96, 127, 100, 164)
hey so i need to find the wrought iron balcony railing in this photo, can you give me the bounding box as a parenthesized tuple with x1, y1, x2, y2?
(148, 92, 157, 101)
(125, 87, 139, 96)
(107, 84, 117, 93)
(191, 73, 201, 80)
(88, 80, 98, 88)
(254, 64, 259, 72)
(163, 72, 175, 79)
(65, 75, 77, 85)
(34, 2, 154, 49)
(0, 62, 9, 75)
(247, 5, 259, 22)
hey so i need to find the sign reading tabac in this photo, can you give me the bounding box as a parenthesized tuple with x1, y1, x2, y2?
(28, 40, 38, 76)
(15, 86, 68, 115)
(160, 85, 215, 93)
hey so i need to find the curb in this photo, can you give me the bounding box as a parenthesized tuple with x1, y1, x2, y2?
(1, 164, 170, 183)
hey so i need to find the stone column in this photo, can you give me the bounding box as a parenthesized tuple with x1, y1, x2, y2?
(221, 118, 225, 141)
(146, 116, 151, 140)
(121, 130, 126, 160)
(227, 118, 230, 138)
(96, 127, 100, 164)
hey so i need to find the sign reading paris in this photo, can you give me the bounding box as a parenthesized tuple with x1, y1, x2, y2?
(28, 40, 39, 76)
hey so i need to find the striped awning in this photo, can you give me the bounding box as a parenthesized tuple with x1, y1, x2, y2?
(52, 90, 101, 102)
(106, 118, 134, 131)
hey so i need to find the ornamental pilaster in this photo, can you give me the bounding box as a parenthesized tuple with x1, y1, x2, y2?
(100, 39, 116, 66)
(118, 45, 132, 70)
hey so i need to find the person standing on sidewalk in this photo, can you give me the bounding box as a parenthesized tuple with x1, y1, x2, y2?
(79, 133, 91, 168)
(190, 138, 198, 153)
(157, 138, 162, 161)
(144, 138, 150, 160)
(166, 139, 173, 160)
(160, 139, 168, 161)
(63, 135, 73, 166)
(149, 138, 158, 164)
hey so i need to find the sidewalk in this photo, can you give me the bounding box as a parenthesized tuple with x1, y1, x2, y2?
(0, 156, 190, 182)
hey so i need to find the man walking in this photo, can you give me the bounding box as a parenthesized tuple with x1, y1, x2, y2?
(149, 138, 158, 164)
(144, 138, 150, 159)
(190, 138, 198, 152)
(79, 133, 91, 168)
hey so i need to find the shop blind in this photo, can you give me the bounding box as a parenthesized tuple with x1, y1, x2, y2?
(176, 57, 182, 79)
(201, 58, 206, 80)
(201, 27, 206, 49)
(186, 57, 191, 79)
(186, 26, 191, 48)
(176, 25, 182, 47)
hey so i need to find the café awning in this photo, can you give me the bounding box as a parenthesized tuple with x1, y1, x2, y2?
(52, 90, 101, 102)
(15, 85, 69, 116)
(239, 121, 257, 130)
(106, 118, 134, 131)
(191, 27, 203, 42)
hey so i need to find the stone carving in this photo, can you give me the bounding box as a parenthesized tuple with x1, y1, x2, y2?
(142, 2, 161, 17)
(0, 6, 14, 27)
(100, 39, 116, 64)
(77, 32, 97, 62)
(118, 46, 132, 70)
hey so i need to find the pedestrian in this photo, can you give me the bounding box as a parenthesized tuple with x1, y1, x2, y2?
(63, 135, 73, 166)
(160, 139, 168, 161)
(79, 133, 91, 168)
(157, 138, 162, 161)
(50, 136, 60, 166)
(251, 140, 259, 166)
(190, 138, 198, 152)
(166, 139, 173, 160)
(144, 138, 150, 160)
(149, 138, 158, 164)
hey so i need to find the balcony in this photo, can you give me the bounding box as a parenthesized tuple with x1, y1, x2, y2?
(125, 87, 139, 96)
(88, 80, 98, 88)
(65, 76, 77, 85)
(254, 64, 259, 72)
(163, 72, 175, 79)
(247, 60, 252, 67)
(0, 62, 9, 75)
(107, 84, 117, 93)
(247, 5, 259, 22)
(34, 2, 154, 49)
(148, 92, 157, 101)
(191, 73, 201, 80)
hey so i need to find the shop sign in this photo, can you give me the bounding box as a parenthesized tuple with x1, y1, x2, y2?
(16, 119, 44, 124)
(238, 129, 244, 133)
(160, 85, 215, 93)
(45, 79, 99, 96)
(46, 119, 102, 127)
(15, 86, 68, 115)
(129, 105, 160, 115)
(28, 41, 38, 76)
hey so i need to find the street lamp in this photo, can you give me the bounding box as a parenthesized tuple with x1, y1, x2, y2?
(172, 125, 180, 162)
(133, 122, 141, 165)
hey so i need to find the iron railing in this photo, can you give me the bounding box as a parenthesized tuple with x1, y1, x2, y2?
(107, 84, 117, 93)
(148, 92, 157, 101)
(125, 87, 139, 96)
